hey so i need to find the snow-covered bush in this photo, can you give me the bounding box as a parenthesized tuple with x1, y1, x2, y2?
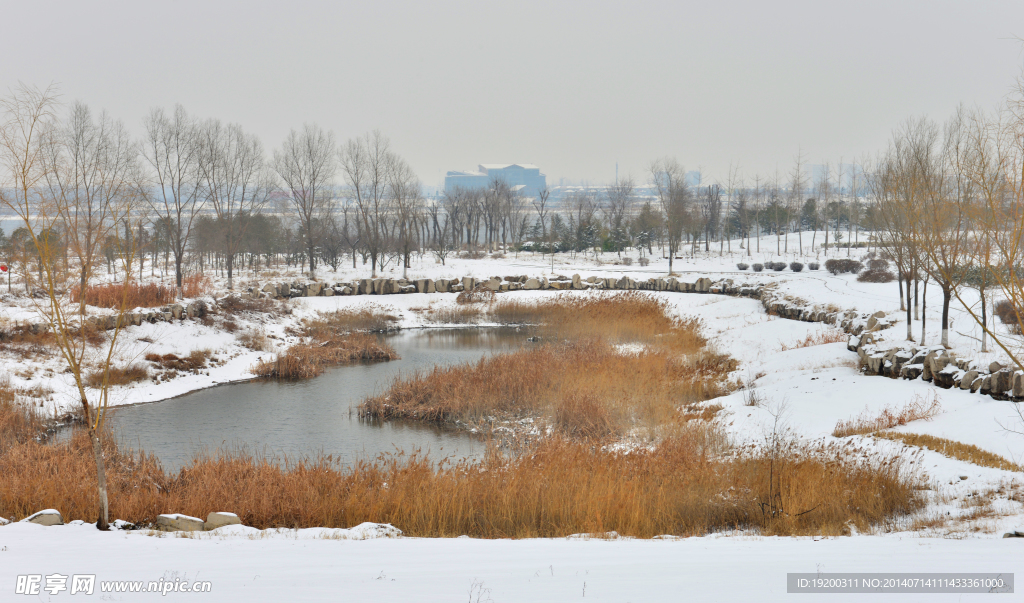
(808, 262, 820, 271)
(825, 258, 864, 275)
(638, 257, 650, 267)
(772, 263, 786, 271)
(737, 263, 749, 271)
(789, 262, 804, 272)
(621, 257, 633, 266)
(752, 263, 763, 272)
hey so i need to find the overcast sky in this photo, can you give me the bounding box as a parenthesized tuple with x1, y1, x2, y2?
(3, 1, 1023, 188)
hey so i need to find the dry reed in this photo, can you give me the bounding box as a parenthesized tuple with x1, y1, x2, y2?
(779, 328, 848, 350)
(85, 364, 149, 388)
(0, 418, 922, 538)
(252, 333, 397, 379)
(72, 282, 176, 309)
(832, 394, 942, 438)
(874, 432, 1023, 472)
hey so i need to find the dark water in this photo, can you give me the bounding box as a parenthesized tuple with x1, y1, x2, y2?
(106, 328, 528, 472)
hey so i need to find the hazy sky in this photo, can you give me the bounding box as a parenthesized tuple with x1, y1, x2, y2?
(3, 1, 1024, 187)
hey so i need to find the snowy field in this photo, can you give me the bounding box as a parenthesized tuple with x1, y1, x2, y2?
(2, 231, 1024, 601)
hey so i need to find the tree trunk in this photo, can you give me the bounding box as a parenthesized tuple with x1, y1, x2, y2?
(941, 283, 951, 348)
(921, 278, 927, 344)
(89, 427, 110, 531)
(905, 276, 913, 341)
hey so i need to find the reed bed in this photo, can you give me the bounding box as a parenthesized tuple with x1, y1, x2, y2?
(0, 416, 923, 537)
(362, 293, 735, 438)
(254, 309, 399, 380)
(252, 333, 397, 380)
(874, 432, 1023, 472)
(361, 339, 734, 438)
(832, 394, 942, 438)
(85, 364, 149, 388)
(72, 282, 176, 309)
(490, 292, 704, 354)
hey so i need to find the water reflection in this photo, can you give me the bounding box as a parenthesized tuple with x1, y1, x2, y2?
(107, 327, 528, 472)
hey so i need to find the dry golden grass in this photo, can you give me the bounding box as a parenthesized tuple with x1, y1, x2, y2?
(421, 304, 484, 324)
(491, 292, 704, 354)
(779, 328, 848, 351)
(72, 282, 176, 309)
(86, 364, 149, 388)
(874, 432, 1023, 472)
(236, 328, 272, 352)
(253, 333, 397, 380)
(833, 394, 942, 438)
(181, 274, 212, 298)
(305, 308, 399, 335)
(144, 350, 211, 373)
(0, 414, 923, 537)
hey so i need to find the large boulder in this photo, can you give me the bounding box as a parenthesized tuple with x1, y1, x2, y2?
(960, 370, 979, 391)
(434, 279, 449, 293)
(484, 277, 501, 292)
(157, 513, 205, 532)
(524, 278, 541, 290)
(22, 509, 63, 526)
(572, 274, 582, 289)
(462, 276, 475, 291)
(169, 304, 184, 320)
(205, 512, 241, 530)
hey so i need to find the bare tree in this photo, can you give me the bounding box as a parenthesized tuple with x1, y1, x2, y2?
(196, 119, 273, 289)
(42, 101, 138, 291)
(140, 105, 203, 297)
(387, 152, 421, 279)
(649, 157, 690, 274)
(340, 131, 391, 277)
(0, 84, 141, 530)
(272, 123, 336, 277)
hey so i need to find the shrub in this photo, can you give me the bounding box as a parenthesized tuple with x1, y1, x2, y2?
(994, 300, 1023, 334)
(638, 257, 650, 267)
(737, 263, 749, 271)
(789, 262, 804, 272)
(808, 262, 820, 271)
(752, 263, 763, 272)
(772, 263, 786, 272)
(824, 259, 864, 275)
(857, 269, 895, 283)
(867, 259, 889, 271)
(181, 274, 212, 298)
(620, 257, 633, 266)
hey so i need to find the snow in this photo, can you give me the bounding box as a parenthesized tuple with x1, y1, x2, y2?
(4, 232, 1024, 600)
(1, 521, 1022, 602)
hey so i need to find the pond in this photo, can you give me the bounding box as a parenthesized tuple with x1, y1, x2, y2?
(106, 327, 528, 472)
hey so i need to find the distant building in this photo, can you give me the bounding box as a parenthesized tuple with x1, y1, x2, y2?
(444, 164, 547, 197)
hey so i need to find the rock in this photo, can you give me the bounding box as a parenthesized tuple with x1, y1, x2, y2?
(900, 364, 923, 380)
(415, 279, 435, 294)
(1003, 532, 1024, 538)
(524, 278, 541, 290)
(572, 274, 582, 289)
(169, 304, 184, 320)
(484, 277, 501, 292)
(1014, 372, 1024, 398)
(990, 361, 1005, 373)
(22, 509, 63, 526)
(322, 287, 334, 297)
(185, 300, 207, 319)
(359, 279, 373, 295)
(462, 276, 475, 292)
(261, 283, 277, 294)
(993, 369, 1013, 395)
(204, 512, 241, 530)
(156, 513, 205, 532)
(959, 475, 968, 481)
(960, 370, 978, 390)
(434, 279, 449, 293)
(934, 364, 958, 389)
(307, 282, 323, 296)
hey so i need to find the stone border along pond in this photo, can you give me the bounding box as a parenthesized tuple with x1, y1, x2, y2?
(15, 272, 1021, 404)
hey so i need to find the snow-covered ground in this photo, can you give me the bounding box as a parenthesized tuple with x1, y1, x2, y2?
(3, 231, 1024, 601)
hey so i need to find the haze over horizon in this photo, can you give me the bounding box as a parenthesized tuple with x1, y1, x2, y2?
(2, 1, 1023, 188)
